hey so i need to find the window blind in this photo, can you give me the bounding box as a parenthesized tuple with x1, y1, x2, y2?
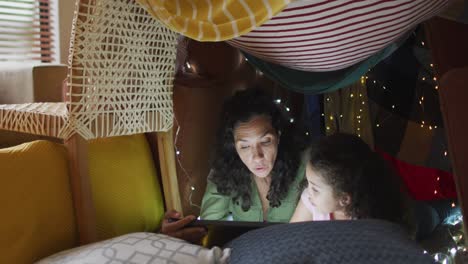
(0, 0, 55, 62)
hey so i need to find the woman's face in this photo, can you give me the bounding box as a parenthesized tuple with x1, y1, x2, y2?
(305, 163, 341, 214)
(233, 115, 279, 178)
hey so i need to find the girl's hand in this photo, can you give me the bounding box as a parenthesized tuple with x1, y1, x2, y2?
(160, 210, 207, 244)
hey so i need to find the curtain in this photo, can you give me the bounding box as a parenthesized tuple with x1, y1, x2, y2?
(323, 80, 375, 149)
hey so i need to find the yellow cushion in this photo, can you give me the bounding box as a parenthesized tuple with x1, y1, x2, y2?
(0, 141, 77, 264)
(88, 134, 164, 240)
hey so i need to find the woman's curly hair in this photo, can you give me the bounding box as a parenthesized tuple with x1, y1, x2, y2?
(305, 133, 413, 230)
(209, 88, 303, 211)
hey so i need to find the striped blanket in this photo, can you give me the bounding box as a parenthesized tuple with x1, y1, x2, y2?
(229, 0, 450, 72)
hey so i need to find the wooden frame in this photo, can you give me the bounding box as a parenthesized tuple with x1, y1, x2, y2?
(156, 129, 183, 214)
(66, 134, 98, 244)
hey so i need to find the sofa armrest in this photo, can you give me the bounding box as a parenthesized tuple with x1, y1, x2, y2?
(0, 63, 67, 148)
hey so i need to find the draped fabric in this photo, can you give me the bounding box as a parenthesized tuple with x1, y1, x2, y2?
(303, 95, 323, 139)
(379, 150, 457, 201)
(321, 80, 456, 201)
(228, 0, 449, 72)
(242, 39, 399, 95)
(136, 0, 290, 42)
(438, 0, 468, 24)
(323, 80, 375, 149)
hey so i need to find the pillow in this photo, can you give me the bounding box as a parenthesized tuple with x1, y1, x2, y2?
(36, 232, 231, 264)
(227, 219, 434, 264)
(0, 141, 77, 264)
(88, 134, 165, 240)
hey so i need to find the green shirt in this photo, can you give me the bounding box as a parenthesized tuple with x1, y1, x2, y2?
(200, 164, 305, 222)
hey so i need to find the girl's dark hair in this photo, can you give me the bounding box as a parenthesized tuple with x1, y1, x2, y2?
(209, 88, 302, 211)
(306, 133, 412, 230)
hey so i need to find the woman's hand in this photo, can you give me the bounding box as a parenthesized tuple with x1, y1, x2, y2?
(160, 210, 207, 244)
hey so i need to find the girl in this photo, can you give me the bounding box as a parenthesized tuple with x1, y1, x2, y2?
(290, 133, 412, 232)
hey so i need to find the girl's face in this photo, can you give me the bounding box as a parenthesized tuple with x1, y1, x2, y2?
(233, 115, 279, 178)
(305, 163, 343, 215)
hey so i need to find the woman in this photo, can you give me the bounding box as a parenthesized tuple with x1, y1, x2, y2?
(200, 88, 305, 222)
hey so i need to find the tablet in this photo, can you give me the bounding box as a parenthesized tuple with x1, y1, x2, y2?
(170, 218, 283, 247)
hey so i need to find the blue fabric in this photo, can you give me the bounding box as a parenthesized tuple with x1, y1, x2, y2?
(303, 95, 323, 139)
(242, 41, 402, 95)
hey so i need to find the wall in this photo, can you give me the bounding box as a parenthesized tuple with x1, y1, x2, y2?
(58, 1, 75, 64)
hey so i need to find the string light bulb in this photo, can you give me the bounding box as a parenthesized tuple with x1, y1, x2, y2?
(176, 150, 181, 155)
(450, 248, 457, 255)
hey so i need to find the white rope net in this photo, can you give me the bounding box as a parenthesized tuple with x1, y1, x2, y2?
(0, 0, 178, 140)
(0, 103, 68, 138)
(63, 0, 178, 140)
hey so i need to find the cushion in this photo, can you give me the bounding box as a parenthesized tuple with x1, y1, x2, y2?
(88, 134, 165, 240)
(0, 140, 77, 264)
(227, 220, 434, 264)
(36, 232, 230, 264)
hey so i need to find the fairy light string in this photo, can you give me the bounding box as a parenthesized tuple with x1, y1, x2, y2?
(175, 64, 302, 209)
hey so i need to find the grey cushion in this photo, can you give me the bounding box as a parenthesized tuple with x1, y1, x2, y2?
(227, 220, 434, 264)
